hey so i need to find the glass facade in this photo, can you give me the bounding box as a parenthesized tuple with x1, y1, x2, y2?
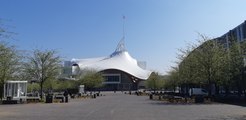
(99, 70, 139, 91)
(217, 21, 246, 48)
(105, 76, 120, 82)
(103, 74, 121, 84)
(243, 23, 246, 39)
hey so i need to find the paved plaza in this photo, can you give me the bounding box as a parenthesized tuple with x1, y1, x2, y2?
(0, 92, 246, 120)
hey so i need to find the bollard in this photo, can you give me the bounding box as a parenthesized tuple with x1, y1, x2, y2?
(195, 95, 204, 103)
(149, 94, 153, 100)
(159, 95, 161, 100)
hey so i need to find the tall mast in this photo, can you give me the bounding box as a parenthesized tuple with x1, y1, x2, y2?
(110, 16, 127, 57)
(123, 15, 125, 39)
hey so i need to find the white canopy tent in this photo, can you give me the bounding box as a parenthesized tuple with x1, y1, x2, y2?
(71, 39, 152, 80)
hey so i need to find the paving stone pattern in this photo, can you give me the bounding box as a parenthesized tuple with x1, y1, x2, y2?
(0, 92, 246, 120)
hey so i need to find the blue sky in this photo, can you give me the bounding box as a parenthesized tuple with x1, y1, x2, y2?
(0, 0, 246, 74)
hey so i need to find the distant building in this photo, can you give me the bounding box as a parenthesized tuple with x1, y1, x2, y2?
(216, 20, 246, 48)
(63, 38, 152, 90)
(216, 20, 246, 65)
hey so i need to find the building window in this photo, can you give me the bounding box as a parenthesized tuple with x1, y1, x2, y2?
(107, 76, 119, 82)
(103, 74, 121, 84)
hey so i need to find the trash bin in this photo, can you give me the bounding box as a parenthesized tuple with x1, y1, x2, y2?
(149, 94, 153, 100)
(46, 94, 53, 103)
(7, 96, 12, 101)
(94, 94, 96, 98)
(195, 95, 204, 103)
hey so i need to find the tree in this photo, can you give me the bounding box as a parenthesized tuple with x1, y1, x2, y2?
(226, 39, 244, 96)
(165, 67, 180, 91)
(78, 70, 104, 92)
(24, 49, 61, 99)
(192, 37, 226, 96)
(0, 20, 21, 101)
(176, 41, 202, 95)
(146, 72, 164, 93)
(240, 41, 246, 96)
(165, 34, 246, 99)
(0, 42, 21, 100)
(170, 35, 227, 97)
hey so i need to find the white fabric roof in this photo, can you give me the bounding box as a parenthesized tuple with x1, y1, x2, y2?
(71, 40, 152, 80)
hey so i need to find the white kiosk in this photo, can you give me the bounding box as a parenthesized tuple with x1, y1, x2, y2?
(4, 81, 27, 102)
(79, 85, 85, 94)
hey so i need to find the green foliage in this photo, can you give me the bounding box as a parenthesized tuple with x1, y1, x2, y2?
(177, 36, 227, 88)
(78, 70, 104, 90)
(146, 72, 164, 92)
(225, 39, 245, 92)
(43, 79, 56, 91)
(30, 79, 78, 92)
(27, 83, 40, 92)
(52, 80, 78, 91)
(166, 34, 246, 96)
(164, 67, 179, 90)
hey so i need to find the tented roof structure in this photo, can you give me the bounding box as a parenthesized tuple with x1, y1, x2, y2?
(71, 38, 152, 80)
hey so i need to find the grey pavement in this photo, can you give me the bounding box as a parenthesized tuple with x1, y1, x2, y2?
(1, 92, 246, 120)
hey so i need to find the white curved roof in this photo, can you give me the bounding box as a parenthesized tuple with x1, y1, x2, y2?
(71, 39, 152, 80)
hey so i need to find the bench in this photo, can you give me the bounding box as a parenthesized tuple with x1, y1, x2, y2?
(2, 100, 18, 104)
(54, 95, 65, 103)
(27, 97, 41, 103)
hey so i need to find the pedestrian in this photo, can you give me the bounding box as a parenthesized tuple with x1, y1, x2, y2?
(64, 90, 69, 103)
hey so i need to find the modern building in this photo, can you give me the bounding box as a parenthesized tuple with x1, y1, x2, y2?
(215, 20, 246, 65)
(63, 38, 152, 90)
(216, 20, 246, 48)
